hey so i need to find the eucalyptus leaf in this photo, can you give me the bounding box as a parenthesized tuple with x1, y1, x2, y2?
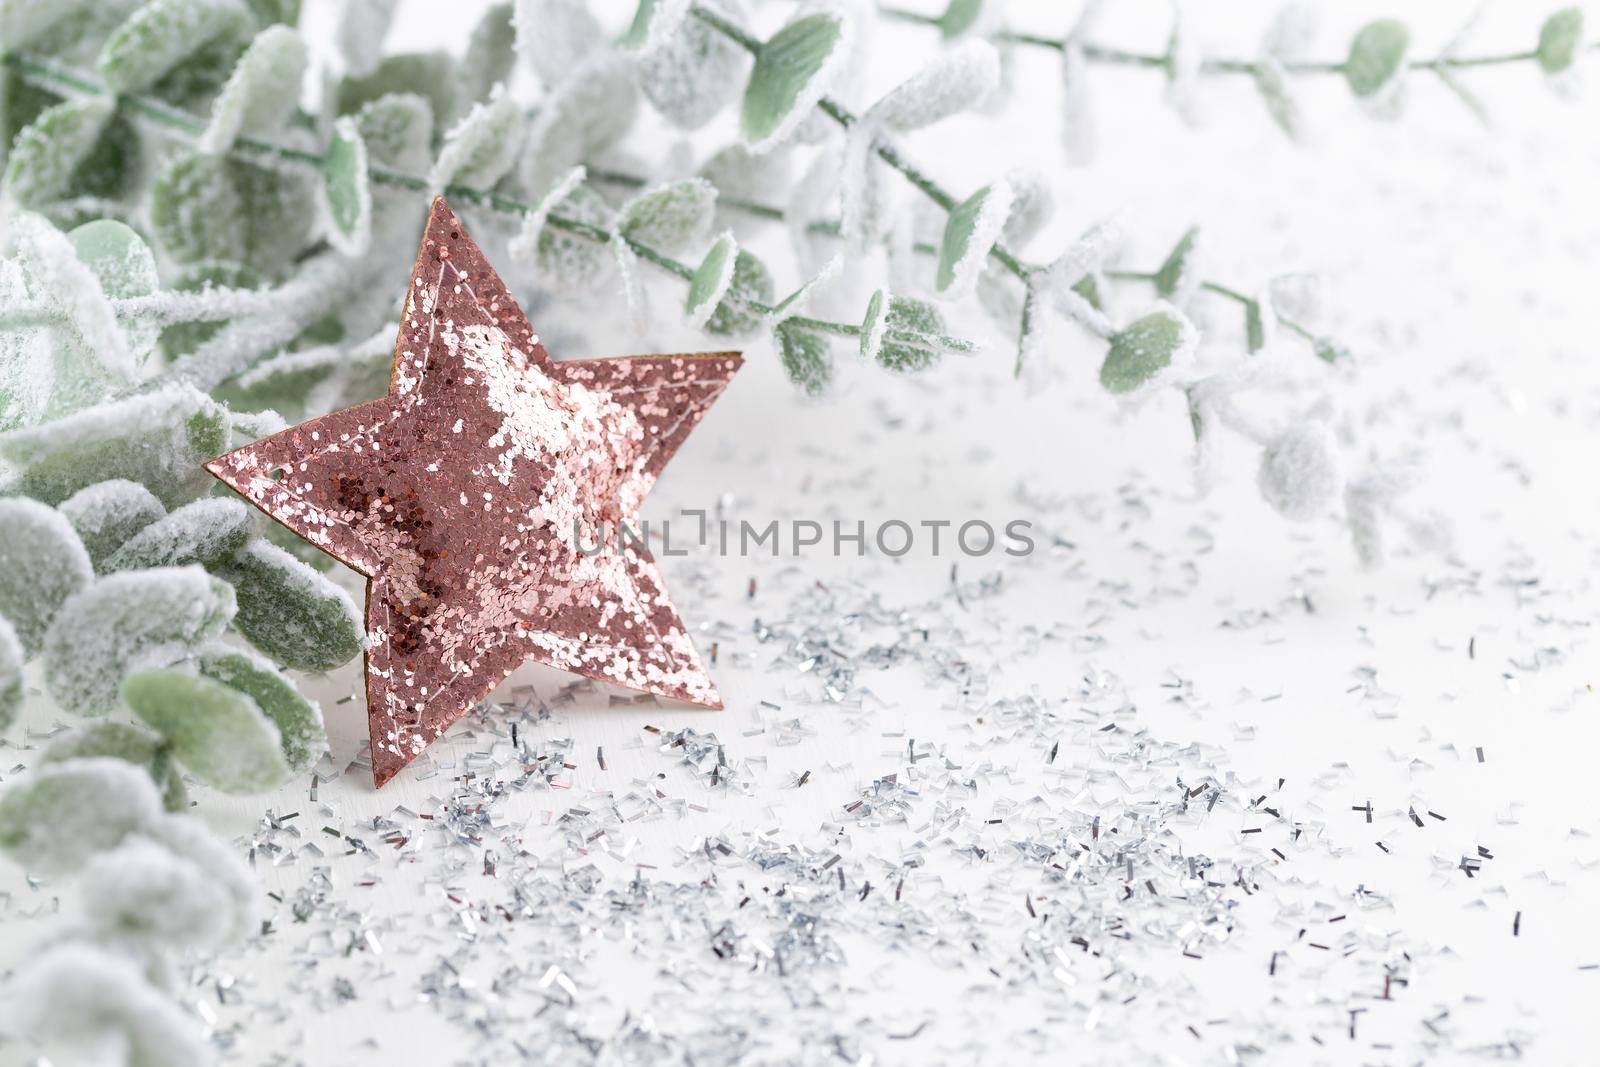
(1100, 304, 1199, 395)
(741, 13, 849, 153)
(0, 383, 230, 507)
(776, 319, 832, 396)
(320, 116, 371, 256)
(213, 540, 363, 671)
(619, 178, 717, 253)
(1345, 19, 1410, 98)
(0, 615, 22, 734)
(686, 231, 738, 327)
(337, 52, 459, 129)
(42, 722, 188, 811)
(97, 0, 254, 98)
(0, 758, 163, 873)
(0, 497, 94, 655)
(198, 24, 307, 154)
(878, 296, 955, 373)
(198, 647, 326, 772)
(635, 0, 749, 130)
(42, 566, 236, 716)
(429, 85, 524, 192)
(1537, 8, 1584, 74)
(104, 498, 254, 573)
(935, 180, 1012, 297)
(149, 151, 317, 273)
(2, 95, 115, 207)
(59, 480, 167, 570)
(463, 3, 516, 104)
(1153, 226, 1200, 299)
(124, 668, 291, 793)
(704, 249, 773, 337)
(69, 219, 159, 364)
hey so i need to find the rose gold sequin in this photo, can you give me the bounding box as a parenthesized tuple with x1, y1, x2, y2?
(208, 198, 741, 787)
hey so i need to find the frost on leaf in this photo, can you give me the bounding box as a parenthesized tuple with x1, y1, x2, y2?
(354, 93, 433, 172)
(429, 85, 525, 193)
(634, 0, 751, 130)
(199, 646, 326, 772)
(515, 180, 617, 295)
(140, 812, 258, 941)
(864, 39, 1001, 131)
(2, 95, 116, 208)
(514, 0, 604, 88)
(337, 52, 458, 129)
(2, 211, 134, 421)
(1100, 303, 1199, 396)
(463, 4, 517, 104)
(741, 12, 851, 154)
(70, 219, 161, 364)
(0, 616, 21, 734)
(124, 667, 291, 793)
(213, 540, 363, 671)
(9, 943, 210, 1067)
(42, 565, 236, 716)
(776, 319, 832, 396)
(1000, 167, 1054, 248)
(1153, 225, 1202, 305)
(878, 296, 964, 373)
(104, 497, 254, 573)
(704, 250, 774, 337)
(685, 231, 738, 328)
(150, 151, 317, 274)
(936, 179, 1013, 297)
(81, 837, 239, 949)
(320, 116, 372, 256)
(0, 497, 94, 655)
(59, 480, 167, 571)
(0, 758, 163, 873)
(1258, 420, 1345, 521)
(619, 178, 718, 253)
(43, 722, 188, 811)
(199, 24, 308, 154)
(0, 383, 230, 507)
(97, 0, 254, 100)
(335, 0, 397, 78)
(520, 54, 638, 195)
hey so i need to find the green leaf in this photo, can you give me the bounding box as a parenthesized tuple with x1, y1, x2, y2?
(353, 93, 433, 171)
(42, 722, 188, 811)
(42, 566, 236, 716)
(936, 180, 1012, 295)
(59, 480, 167, 571)
(619, 178, 717, 254)
(149, 151, 317, 273)
(1100, 305, 1198, 395)
(621, 0, 684, 51)
(685, 231, 738, 327)
(0, 615, 21, 734)
(878, 296, 954, 373)
(1345, 19, 1410, 98)
(526, 182, 616, 295)
(635, 0, 751, 131)
(214, 340, 390, 421)
(776, 319, 832, 396)
(519, 54, 637, 194)
(858, 288, 889, 361)
(0, 758, 164, 873)
(1313, 336, 1351, 364)
(198, 647, 326, 772)
(741, 13, 847, 152)
(199, 24, 307, 153)
(97, 0, 254, 98)
(429, 86, 524, 191)
(1153, 226, 1200, 299)
(704, 250, 773, 337)
(104, 498, 254, 573)
(69, 220, 160, 363)
(320, 116, 371, 256)
(1254, 59, 1301, 140)
(0, 383, 230, 507)
(1537, 8, 1584, 74)
(124, 668, 290, 793)
(939, 0, 985, 38)
(213, 540, 362, 671)
(0, 0, 97, 50)
(2, 95, 114, 207)
(463, 3, 516, 103)
(0, 497, 94, 655)
(337, 52, 459, 130)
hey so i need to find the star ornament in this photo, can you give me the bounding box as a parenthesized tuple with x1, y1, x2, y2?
(209, 198, 740, 786)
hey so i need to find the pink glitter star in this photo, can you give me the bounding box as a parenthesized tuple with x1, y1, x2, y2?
(209, 198, 740, 786)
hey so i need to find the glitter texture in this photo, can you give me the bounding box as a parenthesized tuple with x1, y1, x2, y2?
(208, 199, 740, 787)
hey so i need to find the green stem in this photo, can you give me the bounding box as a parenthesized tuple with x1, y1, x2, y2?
(876, 4, 1592, 77)
(1, 53, 878, 348)
(689, 3, 1033, 287)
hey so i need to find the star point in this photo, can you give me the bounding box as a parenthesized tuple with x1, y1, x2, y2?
(209, 198, 740, 787)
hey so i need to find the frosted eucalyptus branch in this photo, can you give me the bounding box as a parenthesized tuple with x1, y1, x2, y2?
(2, 53, 910, 365)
